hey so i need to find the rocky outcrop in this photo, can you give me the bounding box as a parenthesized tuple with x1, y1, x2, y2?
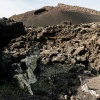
(0, 18, 26, 47)
(0, 21, 100, 99)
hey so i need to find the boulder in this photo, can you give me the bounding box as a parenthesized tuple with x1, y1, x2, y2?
(0, 18, 26, 47)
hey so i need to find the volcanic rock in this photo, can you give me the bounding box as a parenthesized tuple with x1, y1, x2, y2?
(0, 18, 26, 48)
(0, 18, 100, 99)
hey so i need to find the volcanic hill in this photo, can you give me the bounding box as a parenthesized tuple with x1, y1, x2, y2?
(10, 3, 100, 27)
(0, 3, 100, 100)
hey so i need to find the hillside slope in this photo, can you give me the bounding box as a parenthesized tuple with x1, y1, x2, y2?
(10, 4, 100, 27)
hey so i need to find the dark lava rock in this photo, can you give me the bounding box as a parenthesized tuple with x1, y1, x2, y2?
(0, 17, 26, 48)
(0, 20, 100, 99)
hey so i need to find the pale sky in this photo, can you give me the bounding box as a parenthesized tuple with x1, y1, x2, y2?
(0, 0, 100, 18)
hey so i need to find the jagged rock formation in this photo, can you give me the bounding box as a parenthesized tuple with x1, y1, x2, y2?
(10, 4, 100, 27)
(1, 21, 100, 99)
(26, 22, 100, 72)
(0, 18, 26, 48)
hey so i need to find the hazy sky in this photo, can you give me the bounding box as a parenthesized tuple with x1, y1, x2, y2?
(0, 0, 100, 18)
